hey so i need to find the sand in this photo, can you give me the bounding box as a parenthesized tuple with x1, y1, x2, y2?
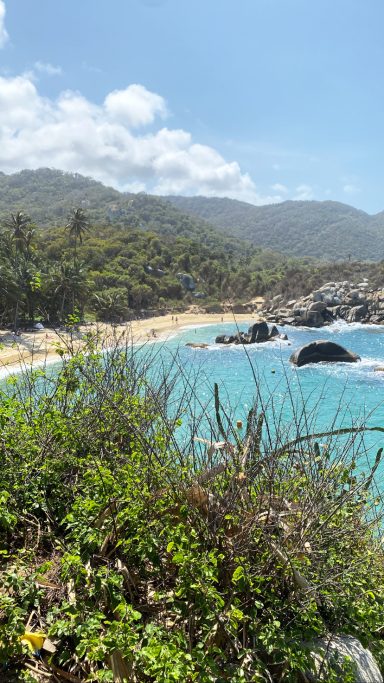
(0, 311, 260, 374)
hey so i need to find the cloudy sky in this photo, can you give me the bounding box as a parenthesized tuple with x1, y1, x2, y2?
(1, 0, 384, 211)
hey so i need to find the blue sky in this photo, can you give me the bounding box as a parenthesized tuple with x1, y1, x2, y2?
(1, 0, 384, 211)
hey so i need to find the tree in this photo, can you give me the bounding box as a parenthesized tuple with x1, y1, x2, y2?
(4, 211, 32, 254)
(65, 208, 90, 263)
(93, 288, 128, 322)
(52, 261, 90, 322)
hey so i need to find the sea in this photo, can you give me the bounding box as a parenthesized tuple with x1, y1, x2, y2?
(157, 320, 384, 470)
(2, 320, 384, 474)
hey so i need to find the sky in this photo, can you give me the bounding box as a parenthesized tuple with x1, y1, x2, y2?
(1, 0, 384, 212)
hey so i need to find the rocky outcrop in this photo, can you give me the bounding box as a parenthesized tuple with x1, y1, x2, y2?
(216, 322, 286, 345)
(260, 280, 384, 328)
(177, 273, 196, 291)
(305, 634, 383, 682)
(290, 340, 360, 367)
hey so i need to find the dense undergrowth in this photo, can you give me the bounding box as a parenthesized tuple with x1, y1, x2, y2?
(1, 337, 384, 681)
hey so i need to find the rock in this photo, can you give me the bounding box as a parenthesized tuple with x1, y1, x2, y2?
(177, 273, 196, 291)
(286, 299, 297, 307)
(216, 322, 286, 345)
(305, 310, 324, 327)
(249, 321, 270, 343)
(347, 304, 368, 322)
(215, 335, 235, 344)
(269, 325, 279, 338)
(290, 340, 361, 367)
(308, 301, 327, 312)
(279, 333, 288, 340)
(186, 342, 209, 349)
(305, 634, 383, 682)
(144, 264, 166, 277)
(347, 289, 365, 304)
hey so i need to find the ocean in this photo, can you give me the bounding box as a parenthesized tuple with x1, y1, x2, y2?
(158, 320, 384, 466)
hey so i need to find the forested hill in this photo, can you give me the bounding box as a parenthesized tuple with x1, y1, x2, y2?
(0, 169, 224, 246)
(166, 195, 384, 261)
(3, 168, 384, 261)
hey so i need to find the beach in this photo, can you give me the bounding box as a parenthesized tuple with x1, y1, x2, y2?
(0, 311, 260, 373)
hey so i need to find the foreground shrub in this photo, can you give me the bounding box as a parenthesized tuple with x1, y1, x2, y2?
(0, 340, 384, 681)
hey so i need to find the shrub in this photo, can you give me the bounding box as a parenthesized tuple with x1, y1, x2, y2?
(0, 340, 384, 681)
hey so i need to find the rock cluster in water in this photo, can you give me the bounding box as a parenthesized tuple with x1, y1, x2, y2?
(215, 321, 287, 345)
(260, 280, 384, 327)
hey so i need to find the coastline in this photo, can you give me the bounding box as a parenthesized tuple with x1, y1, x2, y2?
(0, 312, 258, 374)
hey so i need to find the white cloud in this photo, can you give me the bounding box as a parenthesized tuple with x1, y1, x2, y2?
(343, 183, 360, 195)
(0, 1, 8, 48)
(293, 184, 314, 201)
(271, 183, 288, 194)
(0, 73, 282, 205)
(104, 84, 167, 128)
(33, 61, 62, 76)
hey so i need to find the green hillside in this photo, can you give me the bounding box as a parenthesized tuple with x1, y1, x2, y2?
(0, 169, 304, 324)
(166, 195, 384, 261)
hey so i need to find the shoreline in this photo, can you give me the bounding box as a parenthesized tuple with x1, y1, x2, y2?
(2, 313, 383, 377)
(0, 312, 258, 374)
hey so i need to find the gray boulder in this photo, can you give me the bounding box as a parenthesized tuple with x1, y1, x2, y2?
(249, 321, 270, 342)
(308, 301, 327, 313)
(290, 340, 361, 367)
(305, 635, 383, 682)
(347, 304, 368, 322)
(177, 273, 196, 291)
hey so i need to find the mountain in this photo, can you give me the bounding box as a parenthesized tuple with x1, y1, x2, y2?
(1, 168, 383, 261)
(0, 169, 251, 255)
(166, 196, 384, 261)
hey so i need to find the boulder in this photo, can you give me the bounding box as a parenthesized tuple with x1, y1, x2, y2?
(347, 304, 368, 322)
(305, 310, 324, 327)
(269, 325, 280, 338)
(347, 289, 365, 304)
(290, 340, 360, 367)
(248, 321, 270, 343)
(215, 334, 235, 344)
(305, 634, 383, 682)
(177, 273, 196, 291)
(308, 301, 327, 313)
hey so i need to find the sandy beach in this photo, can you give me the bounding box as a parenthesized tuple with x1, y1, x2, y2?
(0, 311, 261, 374)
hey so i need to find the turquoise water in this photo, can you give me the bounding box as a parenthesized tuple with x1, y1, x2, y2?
(3, 321, 384, 467)
(157, 321, 384, 462)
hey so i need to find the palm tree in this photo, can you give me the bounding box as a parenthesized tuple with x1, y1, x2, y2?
(4, 211, 32, 254)
(65, 208, 90, 263)
(93, 289, 127, 322)
(52, 261, 89, 322)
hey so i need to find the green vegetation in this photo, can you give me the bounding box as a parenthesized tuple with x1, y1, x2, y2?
(0, 168, 384, 325)
(1, 341, 384, 681)
(167, 195, 384, 261)
(0, 173, 306, 324)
